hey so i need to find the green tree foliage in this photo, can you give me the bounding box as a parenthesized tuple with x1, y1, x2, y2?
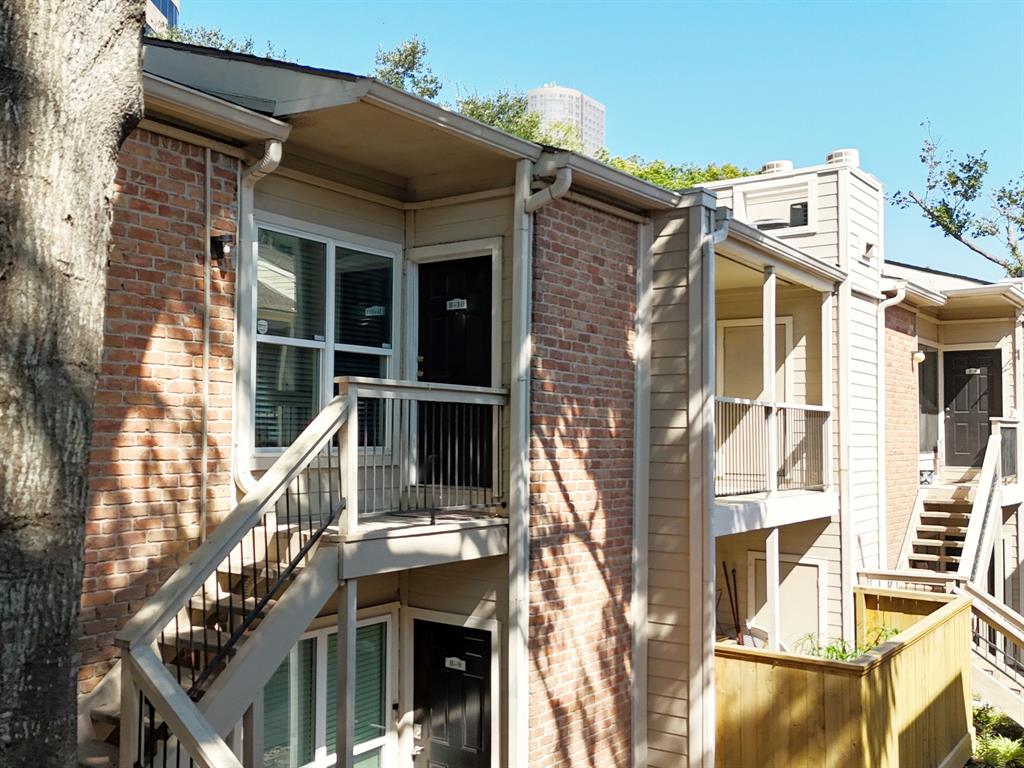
(596, 152, 749, 189)
(893, 123, 1024, 277)
(152, 25, 292, 61)
(372, 36, 441, 100)
(456, 90, 542, 140)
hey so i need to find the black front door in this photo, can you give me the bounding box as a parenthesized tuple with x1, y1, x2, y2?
(944, 349, 1002, 467)
(413, 619, 491, 768)
(417, 257, 492, 490)
(417, 256, 491, 387)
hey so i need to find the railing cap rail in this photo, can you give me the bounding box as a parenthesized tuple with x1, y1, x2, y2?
(335, 376, 509, 403)
(714, 395, 830, 413)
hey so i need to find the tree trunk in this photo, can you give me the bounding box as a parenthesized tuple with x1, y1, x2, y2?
(0, 2, 143, 764)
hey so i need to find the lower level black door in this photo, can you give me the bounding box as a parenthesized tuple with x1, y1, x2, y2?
(944, 349, 1002, 467)
(413, 619, 490, 768)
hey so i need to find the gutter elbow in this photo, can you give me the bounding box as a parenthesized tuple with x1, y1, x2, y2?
(243, 139, 283, 183)
(525, 166, 572, 214)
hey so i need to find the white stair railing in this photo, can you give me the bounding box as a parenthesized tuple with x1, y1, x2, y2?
(114, 396, 352, 768)
(957, 432, 1003, 583)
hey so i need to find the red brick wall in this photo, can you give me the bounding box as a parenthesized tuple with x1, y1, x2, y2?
(885, 305, 919, 568)
(529, 199, 636, 766)
(78, 130, 238, 694)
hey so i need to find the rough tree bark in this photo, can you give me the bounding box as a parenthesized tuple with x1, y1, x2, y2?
(0, 2, 143, 764)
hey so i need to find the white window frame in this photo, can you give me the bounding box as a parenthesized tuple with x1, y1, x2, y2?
(732, 174, 819, 237)
(258, 606, 398, 768)
(245, 212, 403, 461)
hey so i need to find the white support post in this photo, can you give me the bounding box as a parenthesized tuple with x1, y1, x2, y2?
(766, 527, 781, 651)
(763, 267, 778, 492)
(821, 291, 834, 489)
(336, 580, 357, 768)
(119, 662, 140, 768)
(339, 384, 359, 530)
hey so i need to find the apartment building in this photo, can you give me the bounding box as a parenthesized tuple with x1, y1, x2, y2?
(74, 39, 982, 768)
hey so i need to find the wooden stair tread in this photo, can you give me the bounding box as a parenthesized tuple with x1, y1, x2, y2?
(920, 510, 971, 520)
(908, 552, 961, 562)
(162, 627, 236, 653)
(916, 524, 968, 534)
(90, 699, 120, 727)
(912, 538, 964, 548)
(78, 739, 118, 768)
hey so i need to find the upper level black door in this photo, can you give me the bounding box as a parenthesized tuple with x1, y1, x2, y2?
(413, 619, 491, 768)
(417, 257, 493, 490)
(417, 256, 491, 386)
(944, 349, 1002, 467)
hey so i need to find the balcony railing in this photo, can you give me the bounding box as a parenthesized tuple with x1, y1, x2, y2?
(714, 396, 829, 497)
(993, 417, 1019, 483)
(335, 377, 508, 523)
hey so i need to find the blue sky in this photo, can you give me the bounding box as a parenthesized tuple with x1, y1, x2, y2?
(179, 1, 1023, 281)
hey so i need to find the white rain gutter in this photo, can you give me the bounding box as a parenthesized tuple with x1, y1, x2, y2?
(234, 139, 285, 495)
(876, 280, 907, 568)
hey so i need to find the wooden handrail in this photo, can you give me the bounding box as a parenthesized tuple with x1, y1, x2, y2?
(956, 582, 1024, 650)
(116, 395, 350, 650)
(335, 376, 509, 406)
(957, 432, 1001, 582)
(857, 568, 959, 590)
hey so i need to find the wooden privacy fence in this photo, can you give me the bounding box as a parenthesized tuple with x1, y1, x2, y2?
(715, 586, 973, 768)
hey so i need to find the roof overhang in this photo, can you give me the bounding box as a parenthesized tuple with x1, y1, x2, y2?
(943, 283, 1024, 310)
(141, 39, 687, 210)
(717, 217, 847, 292)
(143, 73, 291, 144)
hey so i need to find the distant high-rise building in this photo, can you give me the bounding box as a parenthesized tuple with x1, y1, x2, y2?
(527, 83, 606, 156)
(146, 0, 180, 32)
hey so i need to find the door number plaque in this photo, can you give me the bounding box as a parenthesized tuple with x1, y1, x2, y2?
(444, 656, 467, 671)
(446, 298, 468, 311)
(966, 368, 982, 375)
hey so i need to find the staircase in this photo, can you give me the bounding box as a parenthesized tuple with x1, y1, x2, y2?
(906, 494, 972, 572)
(80, 523, 329, 766)
(79, 394, 354, 768)
(77, 378, 511, 767)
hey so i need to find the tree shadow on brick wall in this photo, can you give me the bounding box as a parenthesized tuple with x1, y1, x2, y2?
(529, 387, 635, 768)
(78, 134, 238, 695)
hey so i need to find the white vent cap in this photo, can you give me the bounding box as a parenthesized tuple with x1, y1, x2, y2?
(760, 160, 794, 174)
(826, 148, 860, 167)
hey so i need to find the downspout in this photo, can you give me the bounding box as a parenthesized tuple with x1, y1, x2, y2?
(524, 153, 572, 214)
(200, 149, 213, 540)
(876, 281, 907, 568)
(233, 139, 284, 495)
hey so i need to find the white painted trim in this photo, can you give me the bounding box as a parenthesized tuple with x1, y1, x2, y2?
(631, 218, 653, 768)
(688, 205, 717, 768)
(401, 607, 501, 768)
(837, 167, 855, 643)
(746, 550, 830, 643)
(715, 316, 795, 401)
(404, 237, 503, 390)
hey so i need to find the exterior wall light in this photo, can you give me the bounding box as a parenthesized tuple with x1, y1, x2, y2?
(912, 350, 926, 365)
(210, 234, 234, 266)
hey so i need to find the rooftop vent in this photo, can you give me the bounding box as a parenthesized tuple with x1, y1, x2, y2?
(760, 160, 794, 174)
(826, 148, 860, 167)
